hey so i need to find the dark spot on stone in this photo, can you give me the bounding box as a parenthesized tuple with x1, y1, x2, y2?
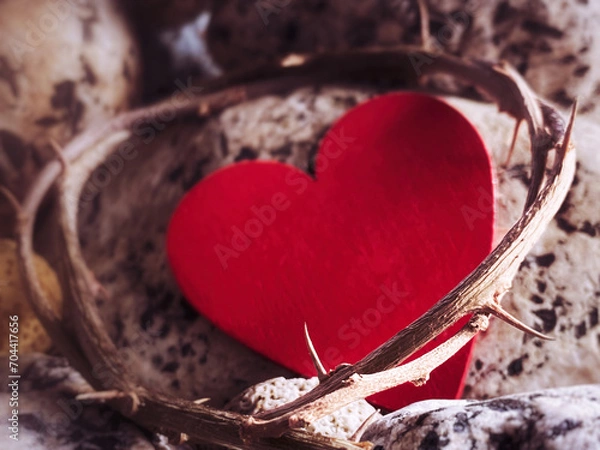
(181, 343, 194, 357)
(580, 221, 597, 237)
(534, 340, 543, 348)
(521, 20, 564, 39)
(333, 95, 358, 108)
(219, 132, 229, 157)
(157, 322, 170, 338)
(590, 307, 599, 328)
(552, 89, 574, 107)
(537, 280, 547, 293)
(507, 356, 526, 376)
(151, 354, 163, 368)
(51, 80, 85, 134)
(475, 359, 483, 370)
(373, 446, 384, 450)
(574, 65, 590, 77)
(580, 45, 589, 53)
(0, 56, 19, 97)
(414, 412, 430, 427)
(171, 379, 180, 389)
(493, 1, 518, 24)
(519, 259, 531, 270)
(550, 419, 582, 437)
(556, 216, 577, 234)
(35, 116, 61, 127)
(271, 143, 292, 158)
(531, 294, 544, 304)
(508, 163, 530, 185)
(536, 253, 556, 267)
(490, 432, 522, 450)
(51, 81, 76, 110)
(533, 309, 557, 332)
(162, 361, 180, 373)
(235, 146, 258, 162)
(168, 165, 184, 182)
(453, 412, 468, 432)
(560, 54, 576, 64)
(80, 56, 97, 85)
(0, 129, 29, 168)
(419, 430, 444, 450)
(553, 295, 567, 307)
(575, 321, 587, 339)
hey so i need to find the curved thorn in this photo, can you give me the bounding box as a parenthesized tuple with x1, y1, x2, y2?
(504, 118, 522, 166)
(488, 305, 554, 340)
(558, 99, 578, 159)
(304, 323, 328, 381)
(350, 408, 380, 443)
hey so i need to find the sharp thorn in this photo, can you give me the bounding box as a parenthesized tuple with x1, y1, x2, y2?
(304, 323, 328, 382)
(488, 305, 554, 340)
(193, 398, 210, 405)
(558, 99, 578, 159)
(350, 408, 380, 442)
(504, 118, 522, 166)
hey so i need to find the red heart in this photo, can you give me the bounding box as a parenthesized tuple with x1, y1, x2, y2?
(167, 93, 494, 410)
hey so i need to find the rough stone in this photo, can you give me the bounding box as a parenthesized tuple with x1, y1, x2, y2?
(227, 377, 381, 439)
(362, 384, 600, 449)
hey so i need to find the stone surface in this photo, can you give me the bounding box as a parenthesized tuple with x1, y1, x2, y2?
(227, 377, 381, 439)
(206, 0, 600, 118)
(362, 384, 600, 449)
(448, 97, 600, 399)
(0, 354, 190, 450)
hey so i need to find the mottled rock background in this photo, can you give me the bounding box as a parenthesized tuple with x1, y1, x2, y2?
(2, 0, 600, 448)
(363, 384, 600, 449)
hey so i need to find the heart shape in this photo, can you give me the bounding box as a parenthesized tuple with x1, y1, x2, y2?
(167, 93, 494, 410)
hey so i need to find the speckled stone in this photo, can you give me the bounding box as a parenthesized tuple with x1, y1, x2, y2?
(362, 384, 600, 449)
(0, 354, 188, 450)
(206, 0, 600, 118)
(227, 377, 381, 439)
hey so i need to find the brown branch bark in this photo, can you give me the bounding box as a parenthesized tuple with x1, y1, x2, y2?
(5, 46, 576, 449)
